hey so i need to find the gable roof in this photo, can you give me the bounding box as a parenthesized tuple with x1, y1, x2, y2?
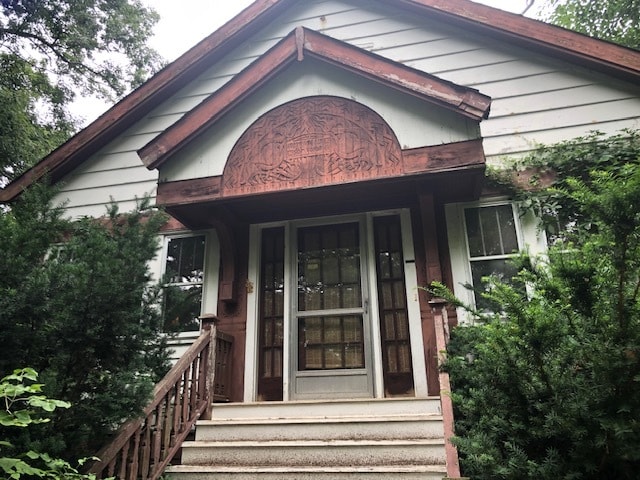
(2, 0, 639, 202)
(138, 26, 491, 170)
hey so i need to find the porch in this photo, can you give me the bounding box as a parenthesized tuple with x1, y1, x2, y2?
(88, 304, 462, 479)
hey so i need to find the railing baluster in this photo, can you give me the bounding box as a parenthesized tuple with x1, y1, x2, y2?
(118, 438, 129, 479)
(181, 366, 190, 426)
(170, 383, 180, 445)
(129, 427, 141, 480)
(189, 355, 199, 413)
(140, 415, 152, 478)
(161, 392, 173, 458)
(151, 403, 163, 474)
(88, 319, 234, 479)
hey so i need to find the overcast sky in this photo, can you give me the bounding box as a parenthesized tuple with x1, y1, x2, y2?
(73, 0, 542, 123)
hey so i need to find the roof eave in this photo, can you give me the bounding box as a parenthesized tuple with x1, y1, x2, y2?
(139, 27, 491, 170)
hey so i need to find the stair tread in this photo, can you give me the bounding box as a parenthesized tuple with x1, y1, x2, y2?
(183, 438, 445, 447)
(214, 397, 441, 407)
(202, 413, 443, 424)
(166, 465, 447, 473)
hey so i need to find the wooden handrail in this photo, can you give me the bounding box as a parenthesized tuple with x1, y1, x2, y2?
(88, 321, 234, 479)
(430, 298, 464, 479)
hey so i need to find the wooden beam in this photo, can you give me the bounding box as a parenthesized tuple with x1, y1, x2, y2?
(301, 29, 490, 120)
(403, 139, 486, 174)
(139, 28, 491, 170)
(157, 176, 223, 206)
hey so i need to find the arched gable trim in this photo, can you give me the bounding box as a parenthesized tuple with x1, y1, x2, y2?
(222, 96, 402, 197)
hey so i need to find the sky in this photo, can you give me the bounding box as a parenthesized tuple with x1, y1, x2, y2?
(72, 0, 541, 123)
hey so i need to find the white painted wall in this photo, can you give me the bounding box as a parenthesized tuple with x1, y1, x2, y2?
(54, 0, 640, 216)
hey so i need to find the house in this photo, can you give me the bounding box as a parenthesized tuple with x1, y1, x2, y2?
(2, 0, 639, 478)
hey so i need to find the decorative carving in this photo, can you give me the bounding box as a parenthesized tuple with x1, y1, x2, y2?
(222, 96, 402, 197)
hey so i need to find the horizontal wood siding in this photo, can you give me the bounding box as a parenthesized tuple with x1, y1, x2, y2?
(54, 0, 640, 216)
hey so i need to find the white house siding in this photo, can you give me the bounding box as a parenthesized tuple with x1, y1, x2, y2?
(54, 0, 640, 217)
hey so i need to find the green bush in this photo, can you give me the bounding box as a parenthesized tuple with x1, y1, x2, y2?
(438, 130, 640, 479)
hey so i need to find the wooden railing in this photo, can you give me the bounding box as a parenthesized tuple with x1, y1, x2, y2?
(89, 320, 233, 480)
(430, 298, 464, 479)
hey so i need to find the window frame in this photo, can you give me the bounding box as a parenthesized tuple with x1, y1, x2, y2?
(446, 198, 545, 321)
(462, 202, 523, 311)
(159, 230, 219, 336)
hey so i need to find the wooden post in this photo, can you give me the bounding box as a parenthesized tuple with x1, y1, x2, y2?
(430, 297, 464, 479)
(200, 314, 219, 420)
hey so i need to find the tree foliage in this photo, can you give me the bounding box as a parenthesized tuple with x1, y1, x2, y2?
(0, 368, 95, 480)
(436, 130, 640, 479)
(0, 0, 161, 182)
(0, 184, 170, 460)
(545, 0, 640, 49)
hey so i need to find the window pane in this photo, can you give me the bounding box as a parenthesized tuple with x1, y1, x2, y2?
(298, 223, 361, 311)
(163, 284, 202, 332)
(465, 208, 484, 257)
(166, 235, 205, 283)
(470, 259, 519, 310)
(465, 205, 518, 258)
(497, 205, 519, 253)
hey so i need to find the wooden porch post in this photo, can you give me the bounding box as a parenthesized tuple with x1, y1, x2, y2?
(418, 193, 467, 479)
(200, 314, 219, 420)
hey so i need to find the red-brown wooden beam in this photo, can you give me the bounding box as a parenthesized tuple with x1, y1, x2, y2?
(155, 139, 486, 208)
(139, 28, 491, 170)
(403, 139, 485, 174)
(301, 29, 490, 120)
(402, 0, 640, 82)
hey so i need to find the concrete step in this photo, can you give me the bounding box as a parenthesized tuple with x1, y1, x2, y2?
(210, 397, 441, 420)
(165, 464, 448, 480)
(180, 439, 446, 467)
(195, 413, 444, 441)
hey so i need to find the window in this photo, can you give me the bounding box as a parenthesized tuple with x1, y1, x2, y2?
(463, 204, 520, 310)
(162, 234, 206, 332)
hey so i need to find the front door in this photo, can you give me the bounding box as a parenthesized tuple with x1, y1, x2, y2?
(254, 212, 423, 401)
(293, 221, 373, 399)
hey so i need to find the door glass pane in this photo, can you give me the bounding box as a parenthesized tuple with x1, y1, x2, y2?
(298, 223, 361, 311)
(298, 316, 364, 370)
(373, 215, 414, 396)
(345, 344, 364, 368)
(258, 227, 285, 400)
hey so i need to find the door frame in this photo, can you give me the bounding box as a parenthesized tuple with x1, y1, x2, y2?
(243, 209, 428, 402)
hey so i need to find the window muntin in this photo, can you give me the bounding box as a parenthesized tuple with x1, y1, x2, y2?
(464, 204, 520, 310)
(162, 235, 206, 332)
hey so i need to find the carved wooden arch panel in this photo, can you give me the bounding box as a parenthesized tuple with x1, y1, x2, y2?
(222, 96, 402, 197)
